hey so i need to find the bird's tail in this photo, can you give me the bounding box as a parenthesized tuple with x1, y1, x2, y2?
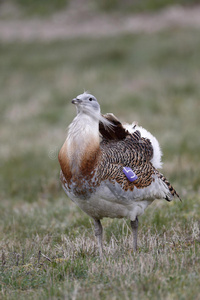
(157, 172, 181, 202)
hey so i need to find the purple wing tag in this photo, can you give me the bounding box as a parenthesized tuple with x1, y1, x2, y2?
(123, 167, 138, 182)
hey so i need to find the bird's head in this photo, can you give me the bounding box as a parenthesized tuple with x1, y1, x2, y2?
(72, 92, 100, 115)
(71, 92, 112, 129)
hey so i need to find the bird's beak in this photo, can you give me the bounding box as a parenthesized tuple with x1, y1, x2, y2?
(72, 98, 82, 105)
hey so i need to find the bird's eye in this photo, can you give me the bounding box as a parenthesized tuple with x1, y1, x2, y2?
(89, 97, 93, 101)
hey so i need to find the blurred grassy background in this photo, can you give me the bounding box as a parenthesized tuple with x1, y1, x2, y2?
(6, 0, 200, 15)
(0, 1, 200, 299)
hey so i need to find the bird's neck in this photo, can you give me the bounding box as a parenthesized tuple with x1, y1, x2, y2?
(65, 113, 100, 174)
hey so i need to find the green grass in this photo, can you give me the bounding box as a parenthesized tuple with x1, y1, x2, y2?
(8, 0, 200, 15)
(0, 29, 200, 299)
(10, 0, 69, 16)
(95, 0, 200, 13)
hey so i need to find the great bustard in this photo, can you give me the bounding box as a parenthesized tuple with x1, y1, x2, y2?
(58, 92, 180, 257)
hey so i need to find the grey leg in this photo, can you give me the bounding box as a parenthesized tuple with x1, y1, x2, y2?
(131, 217, 139, 252)
(94, 219, 103, 257)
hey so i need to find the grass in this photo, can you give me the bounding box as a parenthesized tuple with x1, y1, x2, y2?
(8, 0, 200, 15)
(95, 0, 200, 13)
(7, 0, 69, 16)
(0, 28, 200, 299)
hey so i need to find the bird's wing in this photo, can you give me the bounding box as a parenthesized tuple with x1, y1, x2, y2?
(99, 113, 129, 140)
(98, 130, 155, 190)
(99, 113, 180, 200)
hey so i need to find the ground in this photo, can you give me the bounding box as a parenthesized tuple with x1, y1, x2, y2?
(1, 2, 200, 41)
(0, 2, 200, 300)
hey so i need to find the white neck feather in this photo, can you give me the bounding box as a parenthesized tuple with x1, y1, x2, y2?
(67, 112, 100, 164)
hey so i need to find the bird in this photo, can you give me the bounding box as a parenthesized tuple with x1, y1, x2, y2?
(58, 92, 180, 257)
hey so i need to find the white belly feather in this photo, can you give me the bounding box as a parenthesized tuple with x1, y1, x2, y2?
(64, 175, 170, 221)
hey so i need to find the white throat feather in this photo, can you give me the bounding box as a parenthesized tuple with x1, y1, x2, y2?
(67, 110, 112, 169)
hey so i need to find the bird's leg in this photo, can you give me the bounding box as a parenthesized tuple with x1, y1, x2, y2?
(131, 217, 139, 252)
(93, 219, 103, 258)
